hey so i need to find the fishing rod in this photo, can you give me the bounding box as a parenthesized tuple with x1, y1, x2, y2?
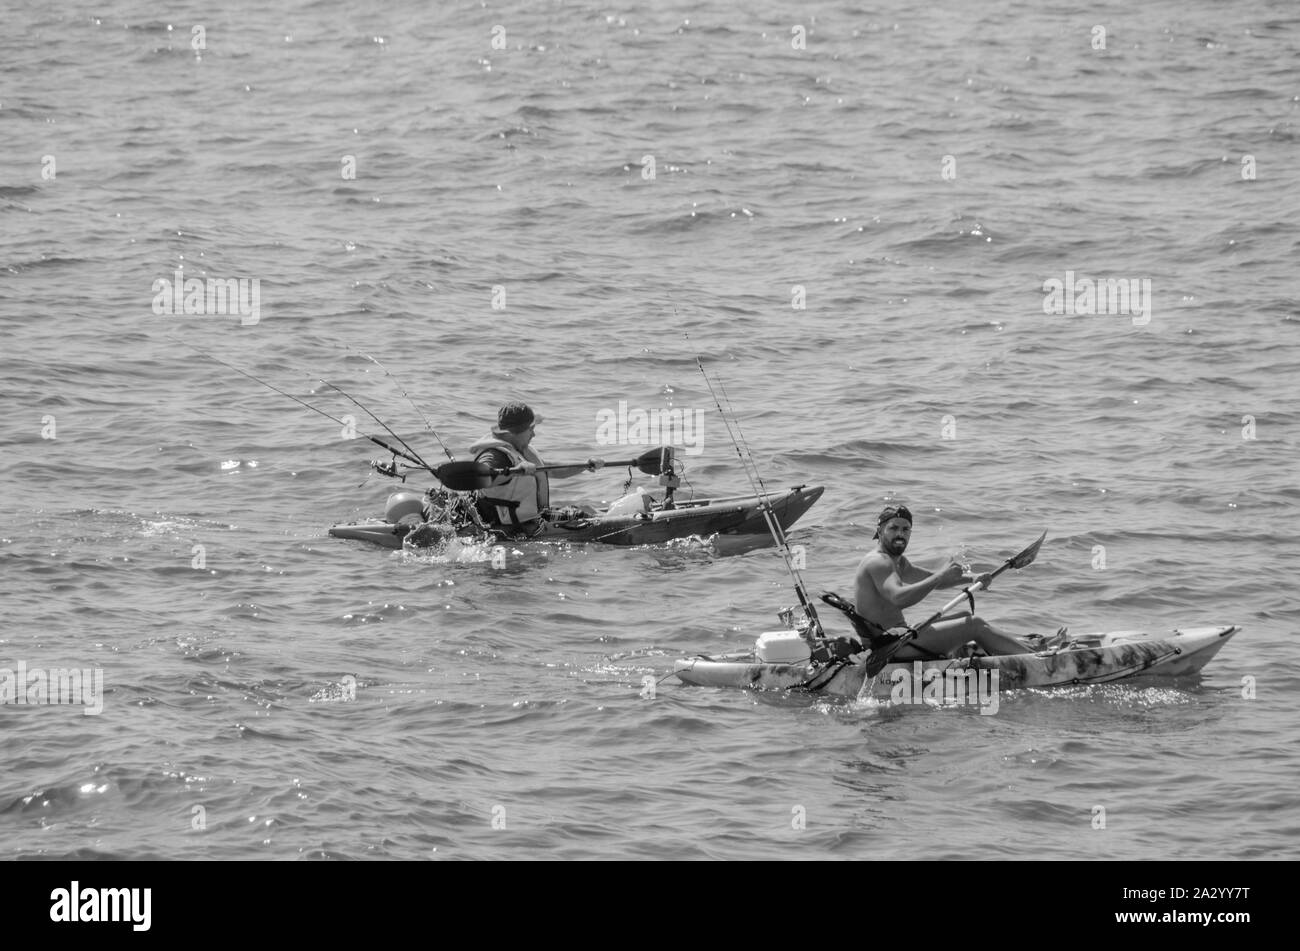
(313, 377, 434, 473)
(336, 342, 456, 462)
(684, 330, 824, 637)
(179, 341, 437, 473)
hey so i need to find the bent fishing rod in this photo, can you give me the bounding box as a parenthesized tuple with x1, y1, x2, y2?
(313, 378, 437, 472)
(179, 341, 438, 474)
(333, 341, 456, 463)
(684, 330, 824, 637)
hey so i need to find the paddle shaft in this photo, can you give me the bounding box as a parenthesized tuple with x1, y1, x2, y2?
(432, 447, 668, 491)
(505, 457, 639, 474)
(907, 559, 1013, 639)
(469, 456, 639, 480)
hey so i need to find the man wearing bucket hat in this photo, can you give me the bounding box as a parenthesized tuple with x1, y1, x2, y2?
(467, 402, 604, 530)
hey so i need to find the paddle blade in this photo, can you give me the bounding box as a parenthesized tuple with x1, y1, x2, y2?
(433, 461, 496, 492)
(1007, 530, 1048, 570)
(863, 629, 916, 678)
(631, 446, 672, 477)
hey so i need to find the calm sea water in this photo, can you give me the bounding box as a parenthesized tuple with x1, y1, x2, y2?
(2, 0, 1298, 861)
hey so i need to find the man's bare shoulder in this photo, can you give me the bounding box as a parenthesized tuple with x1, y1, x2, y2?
(856, 550, 894, 573)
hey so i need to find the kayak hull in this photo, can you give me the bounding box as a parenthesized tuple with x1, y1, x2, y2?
(329, 484, 824, 549)
(673, 626, 1240, 698)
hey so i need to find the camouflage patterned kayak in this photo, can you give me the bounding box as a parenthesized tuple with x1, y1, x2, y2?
(673, 625, 1240, 699)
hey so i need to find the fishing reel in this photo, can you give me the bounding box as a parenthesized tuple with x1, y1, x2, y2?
(371, 457, 406, 481)
(777, 605, 819, 636)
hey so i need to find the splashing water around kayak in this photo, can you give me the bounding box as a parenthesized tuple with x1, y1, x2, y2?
(397, 533, 509, 565)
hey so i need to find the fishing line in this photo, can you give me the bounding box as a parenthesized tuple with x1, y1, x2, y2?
(712, 370, 777, 505)
(313, 377, 433, 473)
(336, 342, 456, 462)
(176, 339, 435, 472)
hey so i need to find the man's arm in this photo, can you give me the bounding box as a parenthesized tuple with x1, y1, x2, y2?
(541, 458, 604, 480)
(898, 557, 932, 584)
(861, 554, 964, 611)
(476, 455, 603, 482)
(904, 555, 990, 590)
(948, 570, 994, 590)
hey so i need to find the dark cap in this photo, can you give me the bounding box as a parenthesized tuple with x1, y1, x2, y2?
(873, 504, 913, 539)
(492, 402, 543, 435)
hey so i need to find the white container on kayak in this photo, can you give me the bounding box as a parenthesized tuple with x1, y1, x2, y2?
(755, 630, 811, 663)
(605, 488, 651, 517)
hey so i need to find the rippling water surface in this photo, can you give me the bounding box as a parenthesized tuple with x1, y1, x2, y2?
(2, 0, 1298, 860)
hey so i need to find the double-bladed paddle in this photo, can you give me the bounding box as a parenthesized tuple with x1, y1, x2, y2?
(859, 530, 1049, 681)
(433, 446, 669, 492)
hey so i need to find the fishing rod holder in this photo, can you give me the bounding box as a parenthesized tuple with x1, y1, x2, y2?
(653, 447, 680, 508)
(777, 605, 855, 664)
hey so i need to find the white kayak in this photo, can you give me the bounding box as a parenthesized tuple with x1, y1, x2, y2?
(673, 625, 1240, 700)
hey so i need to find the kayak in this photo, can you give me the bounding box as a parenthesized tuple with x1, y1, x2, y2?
(674, 625, 1240, 699)
(329, 484, 825, 549)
